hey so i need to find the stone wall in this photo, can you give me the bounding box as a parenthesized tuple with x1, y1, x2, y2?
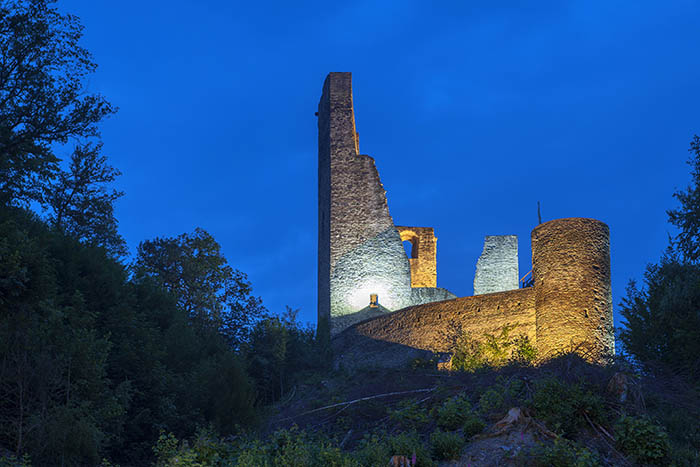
(334, 288, 536, 369)
(474, 235, 519, 295)
(397, 226, 438, 288)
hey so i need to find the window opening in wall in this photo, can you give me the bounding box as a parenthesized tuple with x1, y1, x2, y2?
(403, 240, 413, 258)
(402, 238, 419, 258)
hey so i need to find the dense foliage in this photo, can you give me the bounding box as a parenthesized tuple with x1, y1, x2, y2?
(620, 135, 700, 383)
(0, 207, 265, 464)
(0, 3, 321, 464)
(0, 0, 115, 206)
(133, 228, 265, 347)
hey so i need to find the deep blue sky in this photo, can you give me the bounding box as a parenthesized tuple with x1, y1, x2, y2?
(60, 0, 699, 329)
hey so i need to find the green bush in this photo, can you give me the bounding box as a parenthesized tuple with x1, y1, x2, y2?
(152, 428, 240, 467)
(512, 335, 538, 363)
(0, 454, 32, 467)
(246, 427, 356, 467)
(435, 393, 472, 430)
(478, 388, 507, 416)
(389, 399, 429, 430)
(529, 378, 605, 436)
(429, 430, 464, 461)
(353, 434, 390, 467)
(615, 415, 670, 465)
(524, 438, 600, 467)
(462, 416, 486, 438)
(354, 431, 434, 467)
(450, 324, 537, 372)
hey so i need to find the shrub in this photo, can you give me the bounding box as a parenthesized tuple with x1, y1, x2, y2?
(429, 430, 464, 461)
(435, 393, 473, 430)
(450, 324, 536, 372)
(353, 434, 390, 467)
(524, 438, 600, 467)
(0, 454, 32, 467)
(478, 388, 507, 416)
(354, 431, 434, 467)
(512, 335, 538, 363)
(152, 428, 237, 467)
(463, 416, 486, 438)
(614, 415, 670, 465)
(529, 378, 605, 436)
(389, 399, 429, 431)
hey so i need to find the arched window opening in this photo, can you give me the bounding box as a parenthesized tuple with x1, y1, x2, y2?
(403, 240, 413, 258)
(402, 238, 419, 258)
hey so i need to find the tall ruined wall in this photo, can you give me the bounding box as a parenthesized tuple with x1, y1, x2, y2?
(396, 226, 437, 287)
(532, 218, 614, 360)
(474, 235, 519, 295)
(318, 73, 414, 336)
(334, 288, 536, 369)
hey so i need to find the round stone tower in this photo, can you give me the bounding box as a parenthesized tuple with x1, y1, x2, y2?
(531, 218, 614, 361)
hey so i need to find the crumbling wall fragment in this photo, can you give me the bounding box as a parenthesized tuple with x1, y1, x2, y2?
(474, 235, 519, 295)
(397, 226, 437, 288)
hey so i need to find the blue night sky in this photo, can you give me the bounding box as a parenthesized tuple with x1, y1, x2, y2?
(60, 0, 699, 329)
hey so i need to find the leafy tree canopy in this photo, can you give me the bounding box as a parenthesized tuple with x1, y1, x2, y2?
(44, 142, 126, 256)
(667, 135, 700, 262)
(620, 135, 700, 383)
(619, 252, 700, 380)
(0, 0, 115, 206)
(134, 228, 266, 345)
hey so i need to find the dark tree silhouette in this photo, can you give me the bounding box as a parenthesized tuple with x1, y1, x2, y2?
(0, 0, 115, 206)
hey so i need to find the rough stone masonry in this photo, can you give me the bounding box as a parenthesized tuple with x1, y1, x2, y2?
(317, 72, 614, 363)
(474, 235, 519, 295)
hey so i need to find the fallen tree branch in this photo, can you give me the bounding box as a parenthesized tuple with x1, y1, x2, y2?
(281, 387, 437, 421)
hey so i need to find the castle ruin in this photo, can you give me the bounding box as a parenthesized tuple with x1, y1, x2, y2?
(317, 72, 614, 364)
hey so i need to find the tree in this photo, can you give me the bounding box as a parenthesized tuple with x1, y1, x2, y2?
(44, 142, 126, 257)
(667, 135, 700, 262)
(619, 135, 700, 383)
(619, 253, 700, 381)
(0, 0, 115, 206)
(133, 228, 266, 345)
(0, 206, 127, 464)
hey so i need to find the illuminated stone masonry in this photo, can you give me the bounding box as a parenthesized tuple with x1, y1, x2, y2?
(317, 73, 614, 363)
(474, 235, 519, 295)
(396, 226, 438, 288)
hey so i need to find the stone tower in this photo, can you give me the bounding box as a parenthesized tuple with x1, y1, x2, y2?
(531, 218, 614, 360)
(317, 73, 415, 337)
